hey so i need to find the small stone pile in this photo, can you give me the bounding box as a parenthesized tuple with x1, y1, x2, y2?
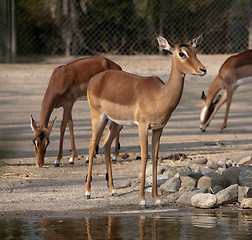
(135, 155, 252, 209)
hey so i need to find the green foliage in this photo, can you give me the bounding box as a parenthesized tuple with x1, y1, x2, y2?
(78, 0, 153, 54)
(16, 0, 63, 55)
(12, 0, 251, 57)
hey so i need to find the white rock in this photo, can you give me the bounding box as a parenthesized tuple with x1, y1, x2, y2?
(240, 198, 252, 209)
(191, 193, 217, 209)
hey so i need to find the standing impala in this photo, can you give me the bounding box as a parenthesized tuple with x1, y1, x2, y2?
(85, 35, 206, 208)
(30, 57, 122, 167)
(200, 50, 252, 132)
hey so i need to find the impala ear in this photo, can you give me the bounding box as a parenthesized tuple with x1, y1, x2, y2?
(157, 35, 175, 53)
(47, 117, 57, 133)
(201, 91, 206, 101)
(30, 115, 38, 132)
(190, 34, 204, 48)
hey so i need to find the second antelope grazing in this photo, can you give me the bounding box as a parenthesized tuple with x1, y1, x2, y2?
(85, 35, 206, 208)
(200, 50, 252, 132)
(30, 57, 122, 167)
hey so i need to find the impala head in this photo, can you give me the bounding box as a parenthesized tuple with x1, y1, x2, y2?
(30, 115, 56, 167)
(157, 34, 207, 76)
(200, 91, 221, 131)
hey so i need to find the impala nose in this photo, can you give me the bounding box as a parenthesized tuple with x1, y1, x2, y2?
(199, 124, 206, 132)
(36, 162, 44, 167)
(199, 67, 207, 76)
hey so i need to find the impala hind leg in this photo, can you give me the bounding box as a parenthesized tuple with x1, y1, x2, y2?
(85, 117, 108, 199)
(102, 124, 121, 162)
(138, 124, 149, 208)
(152, 128, 163, 207)
(103, 122, 123, 196)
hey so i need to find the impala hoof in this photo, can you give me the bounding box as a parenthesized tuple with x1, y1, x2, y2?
(112, 156, 117, 163)
(111, 190, 118, 197)
(85, 156, 89, 163)
(54, 159, 60, 167)
(139, 200, 146, 209)
(155, 199, 162, 208)
(199, 125, 206, 132)
(69, 158, 74, 164)
(85, 192, 91, 199)
(139, 204, 146, 210)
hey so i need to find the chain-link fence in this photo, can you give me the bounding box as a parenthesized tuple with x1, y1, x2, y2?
(1, 0, 252, 63)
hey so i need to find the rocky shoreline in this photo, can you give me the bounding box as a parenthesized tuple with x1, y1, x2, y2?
(129, 154, 252, 209)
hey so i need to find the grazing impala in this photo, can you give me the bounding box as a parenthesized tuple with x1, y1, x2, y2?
(30, 57, 122, 167)
(200, 50, 252, 132)
(85, 35, 206, 208)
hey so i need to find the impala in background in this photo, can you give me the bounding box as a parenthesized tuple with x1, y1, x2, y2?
(200, 50, 252, 132)
(30, 57, 122, 167)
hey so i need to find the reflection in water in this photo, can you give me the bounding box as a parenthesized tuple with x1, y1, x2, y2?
(0, 211, 252, 239)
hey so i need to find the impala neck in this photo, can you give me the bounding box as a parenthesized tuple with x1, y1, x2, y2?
(39, 90, 55, 128)
(206, 76, 222, 106)
(163, 59, 185, 111)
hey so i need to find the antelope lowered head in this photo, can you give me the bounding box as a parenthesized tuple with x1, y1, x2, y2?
(200, 91, 222, 132)
(30, 115, 56, 167)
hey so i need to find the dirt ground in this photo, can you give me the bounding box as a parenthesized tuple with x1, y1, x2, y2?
(1, 54, 252, 217)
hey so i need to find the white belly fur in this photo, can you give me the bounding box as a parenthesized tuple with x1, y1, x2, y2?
(233, 76, 252, 89)
(105, 114, 138, 126)
(104, 113, 164, 130)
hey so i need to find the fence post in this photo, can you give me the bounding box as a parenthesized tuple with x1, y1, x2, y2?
(10, 0, 16, 63)
(159, 0, 164, 55)
(249, 0, 252, 49)
(63, 0, 71, 57)
(6, 0, 16, 63)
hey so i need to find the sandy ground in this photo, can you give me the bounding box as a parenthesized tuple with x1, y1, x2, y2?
(1, 54, 252, 217)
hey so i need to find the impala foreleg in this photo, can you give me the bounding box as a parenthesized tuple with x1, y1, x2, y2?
(221, 89, 233, 131)
(103, 122, 123, 196)
(55, 105, 73, 167)
(152, 128, 163, 207)
(138, 124, 149, 208)
(85, 117, 108, 199)
(202, 92, 227, 132)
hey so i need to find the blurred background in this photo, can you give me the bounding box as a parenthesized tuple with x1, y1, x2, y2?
(1, 0, 252, 63)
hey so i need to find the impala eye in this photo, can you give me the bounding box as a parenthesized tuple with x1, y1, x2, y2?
(179, 51, 186, 58)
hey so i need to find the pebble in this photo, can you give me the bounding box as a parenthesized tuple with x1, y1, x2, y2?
(163, 166, 192, 178)
(238, 186, 252, 203)
(115, 180, 131, 189)
(240, 198, 252, 209)
(192, 157, 208, 165)
(238, 156, 252, 166)
(207, 160, 221, 170)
